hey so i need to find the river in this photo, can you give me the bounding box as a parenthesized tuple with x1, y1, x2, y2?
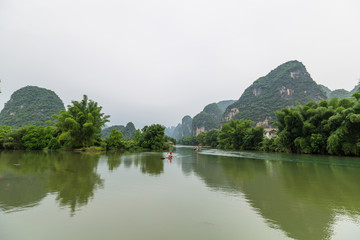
(1, 146, 360, 240)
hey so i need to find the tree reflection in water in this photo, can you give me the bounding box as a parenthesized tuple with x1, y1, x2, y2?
(178, 147, 360, 240)
(47, 153, 104, 216)
(0, 151, 104, 216)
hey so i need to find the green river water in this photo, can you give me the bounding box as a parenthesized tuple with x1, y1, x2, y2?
(1, 146, 360, 240)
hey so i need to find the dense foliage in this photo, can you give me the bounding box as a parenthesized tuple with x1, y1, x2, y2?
(218, 120, 264, 150)
(319, 84, 359, 100)
(0, 96, 171, 151)
(180, 120, 263, 150)
(106, 128, 126, 150)
(180, 90, 360, 156)
(273, 90, 360, 155)
(223, 61, 327, 127)
(53, 95, 110, 148)
(192, 103, 222, 134)
(137, 124, 167, 150)
(0, 125, 59, 150)
(0, 86, 65, 128)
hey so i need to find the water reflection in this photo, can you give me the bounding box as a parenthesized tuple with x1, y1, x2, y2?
(1, 148, 360, 239)
(177, 147, 360, 240)
(106, 153, 122, 172)
(0, 151, 50, 212)
(47, 153, 104, 216)
(0, 151, 104, 216)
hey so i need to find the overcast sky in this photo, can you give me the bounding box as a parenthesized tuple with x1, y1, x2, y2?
(0, 0, 359, 128)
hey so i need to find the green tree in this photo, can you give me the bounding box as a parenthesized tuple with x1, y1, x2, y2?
(218, 119, 263, 150)
(2, 127, 27, 150)
(53, 95, 109, 148)
(0, 126, 11, 149)
(106, 128, 125, 150)
(204, 129, 219, 148)
(22, 125, 54, 150)
(138, 124, 166, 150)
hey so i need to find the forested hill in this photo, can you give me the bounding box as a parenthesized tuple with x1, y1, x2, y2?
(192, 103, 223, 136)
(319, 84, 360, 100)
(166, 115, 193, 140)
(0, 86, 65, 128)
(101, 122, 136, 140)
(166, 100, 235, 139)
(223, 60, 327, 127)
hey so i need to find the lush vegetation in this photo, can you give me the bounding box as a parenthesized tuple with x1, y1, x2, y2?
(0, 125, 59, 150)
(0, 95, 171, 151)
(223, 61, 327, 127)
(272, 90, 360, 155)
(167, 100, 235, 140)
(192, 103, 222, 134)
(319, 84, 359, 100)
(0, 86, 65, 128)
(52, 95, 110, 148)
(180, 90, 360, 156)
(180, 120, 264, 150)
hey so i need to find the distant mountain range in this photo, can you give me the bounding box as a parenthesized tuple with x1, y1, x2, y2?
(101, 122, 136, 140)
(165, 100, 235, 139)
(319, 84, 359, 100)
(1, 62, 358, 137)
(166, 60, 359, 139)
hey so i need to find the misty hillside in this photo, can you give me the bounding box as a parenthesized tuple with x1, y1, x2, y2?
(166, 100, 235, 139)
(319, 84, 360, 100)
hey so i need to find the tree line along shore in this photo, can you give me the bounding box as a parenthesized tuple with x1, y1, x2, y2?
(1, 90, 360, 156)
(179, 89, 360, 156)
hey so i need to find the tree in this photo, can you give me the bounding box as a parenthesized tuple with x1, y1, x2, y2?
(204, 129, 219, 148)
(138, 124, 166, 150)
(22, 125, 54, 150)
(106, 128, 125, 150)
(53, 95, 109, 148)
(218, 119, 263, 150)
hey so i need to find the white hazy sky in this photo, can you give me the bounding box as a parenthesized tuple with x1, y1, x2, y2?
(0, 0, 359, 128)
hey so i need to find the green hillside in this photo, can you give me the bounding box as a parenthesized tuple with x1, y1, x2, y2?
(319, 84, 360, 100)
(167, 99, 235, 139)
(223, 60, 327, 127)
(101, 122, 136, 140)
(192, 103, 222, 135)
(0, 86, 65, 128)
(217, 100, 236, 113)
(172, 115, 193, 140)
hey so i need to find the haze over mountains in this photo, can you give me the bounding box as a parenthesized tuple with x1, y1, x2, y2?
(166, 60, 359, 139)
(0, 60, 358, 139)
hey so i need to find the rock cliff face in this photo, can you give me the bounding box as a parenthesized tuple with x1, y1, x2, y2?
(0, 86, 65, 128)
(223, 60, 327, 127)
